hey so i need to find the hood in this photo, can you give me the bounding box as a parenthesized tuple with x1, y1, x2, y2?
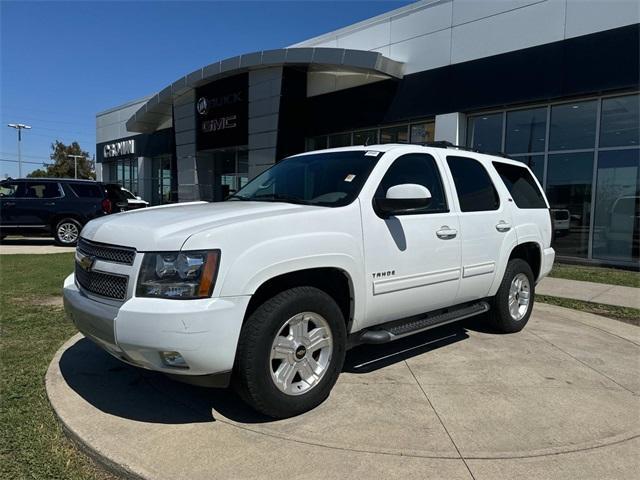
(81, 201, 314, 251)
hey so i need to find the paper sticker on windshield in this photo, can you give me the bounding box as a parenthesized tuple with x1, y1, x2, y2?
(344, 174, 356, 182)
(365, 151, 380, 157)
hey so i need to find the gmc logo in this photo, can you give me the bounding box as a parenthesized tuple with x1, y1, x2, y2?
(202, 115, 237, 133)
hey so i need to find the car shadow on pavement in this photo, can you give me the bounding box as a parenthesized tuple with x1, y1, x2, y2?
(0, 237, 56, 246)
(59, 322, 473, 426)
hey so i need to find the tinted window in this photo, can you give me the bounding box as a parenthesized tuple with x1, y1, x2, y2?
(69, 183, 104, 198)
(492, 162, 547, 209)
(0, 182, 21, 197)
(230, 151, 379, 207)
(375, 154, 447, 213)
(23, 182, 61, 198)
(600, 94, 639, 148)
(549, 101, 597, 150)
(505, 107, 547, 153)
(447, 156, 500, 212)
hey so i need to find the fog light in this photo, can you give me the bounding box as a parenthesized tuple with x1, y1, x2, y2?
(160, 351, 188, 369)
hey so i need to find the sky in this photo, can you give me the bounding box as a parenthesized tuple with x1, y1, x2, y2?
(0, 0, 413, 178)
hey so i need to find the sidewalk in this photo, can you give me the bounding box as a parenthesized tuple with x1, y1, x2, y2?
(537, 277, 640, 310)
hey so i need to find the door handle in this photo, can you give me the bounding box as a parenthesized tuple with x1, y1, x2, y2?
(436, 226, 458, 239)
(496, 220, 511, 232)
(43, 202, 55, 206)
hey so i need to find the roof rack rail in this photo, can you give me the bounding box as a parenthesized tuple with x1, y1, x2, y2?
(413, 141, 478, 152)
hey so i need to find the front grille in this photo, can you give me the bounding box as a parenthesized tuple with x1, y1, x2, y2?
(75, 264, 128, 300)
(78, 238, 135, 265)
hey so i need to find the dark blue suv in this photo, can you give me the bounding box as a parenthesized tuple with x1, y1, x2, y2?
(0, 178, 112, 246)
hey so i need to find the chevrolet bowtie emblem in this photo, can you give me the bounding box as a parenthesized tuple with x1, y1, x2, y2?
(76, 251, 95, 272)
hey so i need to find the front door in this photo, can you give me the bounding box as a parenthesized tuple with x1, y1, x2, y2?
(361, 152, 461, 328)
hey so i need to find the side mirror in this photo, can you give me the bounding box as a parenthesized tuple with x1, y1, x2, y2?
(374, 184, 432, 217)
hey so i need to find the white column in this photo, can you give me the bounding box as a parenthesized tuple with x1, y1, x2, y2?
(435, 112, 467, 146)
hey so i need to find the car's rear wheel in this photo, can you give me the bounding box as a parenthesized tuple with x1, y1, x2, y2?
(487, 258, 535, 333)
(234, 286, 346, 418)
(54, 218, 81, 246)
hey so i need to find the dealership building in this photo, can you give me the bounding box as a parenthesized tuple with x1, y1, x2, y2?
(96, 0, 639, 267)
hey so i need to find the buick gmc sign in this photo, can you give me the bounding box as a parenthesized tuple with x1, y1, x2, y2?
(196, 74, 248, 150)
(103, 139, 135, 159)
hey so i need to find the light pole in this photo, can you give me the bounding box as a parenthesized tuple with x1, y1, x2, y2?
(67, 154, 85, 179)
(7, 123, 32, 178)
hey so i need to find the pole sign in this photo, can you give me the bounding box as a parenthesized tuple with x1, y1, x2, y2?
(196, 73, 248, 150)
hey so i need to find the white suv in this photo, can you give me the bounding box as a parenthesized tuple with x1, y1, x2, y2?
(63, 144, 555, 418)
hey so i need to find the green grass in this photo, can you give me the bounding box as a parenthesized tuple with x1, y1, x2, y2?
(537, 294, 640, 326)
(549, 262, 640, 288)
(0, 253, 117, 480)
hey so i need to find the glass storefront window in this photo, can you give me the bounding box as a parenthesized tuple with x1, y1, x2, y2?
(514, 155, 544, 184)
(505, 108, 547, 153)
(328, 133, 351, 148)
(549, 100, 597, 151)
(380, 125, 408, 143)
(410, 122, 434, 144)
(353, 129, 378, 146)
(600, 94, 640, 148)
(467, 113, 503, 153)
(107, 158, 138, 194)
(306, 136, 327, 151)
(546, 152, 594, 258)
(593, 149, 639, 262)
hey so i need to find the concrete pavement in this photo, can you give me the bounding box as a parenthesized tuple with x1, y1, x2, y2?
(0, 237, 75, 254)
(46, 304, 640, 480)
(537, 276, 640, 310)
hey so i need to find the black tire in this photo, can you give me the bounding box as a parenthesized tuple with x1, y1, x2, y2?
(234, 286, 347, 418)
(54, 218, 81, 246)
(487, 258, 535, 333)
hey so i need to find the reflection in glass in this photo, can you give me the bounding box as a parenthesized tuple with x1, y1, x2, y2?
(505, 108, 547, 153)
(514, 155, 544, 184)
(593, 149, 639, 262)
(306, 136, 327, 151)
(353, 129, 378, 146)
(328, 133, 351, 148)
(380, 125, 409, 143)
(600, 94, 640, 148)
(467, 114, 503, 153)
(410, 123, 435, 144)
(546, 152, 594, 257)
(549, 101, 597, 151)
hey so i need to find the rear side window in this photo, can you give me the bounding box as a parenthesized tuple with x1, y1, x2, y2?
(23, 182, 62, 198)
(376, 153, 448, 213)
(446, 156, 500, 212)
(0, 182, 21, 197)
(492, 162, 547, 209)
(69, 183, 104, 198)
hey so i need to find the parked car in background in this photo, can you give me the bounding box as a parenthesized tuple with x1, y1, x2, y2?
(550, 208, 570, 237)
(607, 195, 640, 253)
(0, 178, 112, 245)
(105, 183, 149, 212)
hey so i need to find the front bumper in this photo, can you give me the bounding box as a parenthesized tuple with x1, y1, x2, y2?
(63, 274, 250, 377)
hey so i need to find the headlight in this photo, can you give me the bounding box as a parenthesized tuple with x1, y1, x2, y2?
(136, 250, 220, 299)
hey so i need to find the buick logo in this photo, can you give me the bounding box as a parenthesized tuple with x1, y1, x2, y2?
(76, 251, 95, 272)
(196, 97, 209, 115)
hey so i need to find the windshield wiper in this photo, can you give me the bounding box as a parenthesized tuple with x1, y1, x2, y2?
(252, 193, 313, 205)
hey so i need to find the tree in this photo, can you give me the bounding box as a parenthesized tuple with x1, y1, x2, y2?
(27, 140, 95, 179)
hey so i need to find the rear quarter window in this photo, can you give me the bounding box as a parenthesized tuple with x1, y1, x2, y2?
(68, 183, 104, 198)
(492, 162, 547, 209)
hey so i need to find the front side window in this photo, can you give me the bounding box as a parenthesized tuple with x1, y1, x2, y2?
(447, 156, 500, 212)
(492, 162, 547, 209)
(229, 151, 379, 207)
(23, 182, 61, 198)
(375, 153, 448, 214)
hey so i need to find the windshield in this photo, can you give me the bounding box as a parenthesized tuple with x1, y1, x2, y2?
(228, 150, 380, 207)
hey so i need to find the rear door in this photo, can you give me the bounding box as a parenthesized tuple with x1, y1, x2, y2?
(18, 181, 64, 228)
(445, 155, 516, 303)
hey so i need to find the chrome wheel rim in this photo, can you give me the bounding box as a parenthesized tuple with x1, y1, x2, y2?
(508, 273, 531, 321)
(57, 222, 79, 244)
(269, 312, 333, 396)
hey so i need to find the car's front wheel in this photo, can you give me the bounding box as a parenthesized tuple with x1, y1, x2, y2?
(234, 286, 346, 418)
(54, 218, 81, 246)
